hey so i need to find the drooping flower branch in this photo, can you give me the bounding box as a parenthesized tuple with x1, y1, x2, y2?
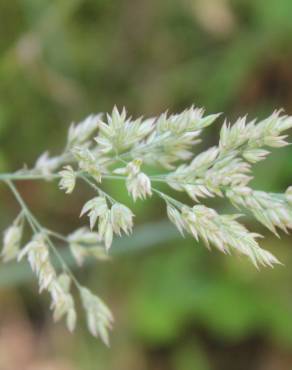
(1, 106, 292, 344)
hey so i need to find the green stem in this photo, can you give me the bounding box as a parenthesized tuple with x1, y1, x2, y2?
(80, 174, 117, 204)
(0, 173, 61, 181)
(5, 180, 81, 289)
(44, 235, 82, 289)
(152, 188, 185, 209)
(0, 168, 191, 189)
(44, 229, 69, 243)
(6, 180, 39, 233)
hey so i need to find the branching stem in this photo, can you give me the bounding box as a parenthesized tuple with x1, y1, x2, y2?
(5, 179, 81, 289)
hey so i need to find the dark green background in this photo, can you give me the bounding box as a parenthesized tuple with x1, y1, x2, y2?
(0, 1, 292, 369)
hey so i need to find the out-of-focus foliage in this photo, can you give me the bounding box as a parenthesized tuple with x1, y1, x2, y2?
(0, 0, 292, 369)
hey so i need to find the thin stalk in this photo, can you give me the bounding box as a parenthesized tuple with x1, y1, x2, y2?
(0, 168, 221, 192)
(0, 173, 61, 181)
(5, 180, 81, 289)
(80, 174, 116, 205)
(44, 229, 69, 243)
(152, 188, 186, 209)
(6, 180, 39, 233)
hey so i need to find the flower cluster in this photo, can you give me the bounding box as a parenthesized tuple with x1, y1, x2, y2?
(18, 234, 77, 331)
(80, 196, 134, 250)
(95, 107, 154, 154)
(114, 159, 152, 201)
(80, 287, 114, 346)
(167, 204, 280, 268)
(59, 166, 76, 194)
(1, 105, 292, 344)
(131, 107, 220, 168)
(226, 187, 292, 235)
(4, 227, 113, 342)
(167, 112, 292, 201)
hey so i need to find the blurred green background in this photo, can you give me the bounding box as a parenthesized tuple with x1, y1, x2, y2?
(0, 0, 292, 369)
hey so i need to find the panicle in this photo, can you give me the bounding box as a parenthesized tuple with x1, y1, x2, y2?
(6, 105, 292, 345)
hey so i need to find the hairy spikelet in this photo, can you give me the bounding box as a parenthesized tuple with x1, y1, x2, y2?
(80, 196, 134, 250)
(1, 214, 23, 262)
(80, 287, 113, 346)
(68, 114, 101, 147)
(59, 165, 76, 194)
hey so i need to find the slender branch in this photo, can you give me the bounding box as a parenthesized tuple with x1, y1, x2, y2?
(152, 188, 185, 209)
(45, 228, 69, 243)
(0, 173, 62, 181)
(5, 179, 81, 289)
(80, 174, 117, 204)
(6, 180, 39, 233)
